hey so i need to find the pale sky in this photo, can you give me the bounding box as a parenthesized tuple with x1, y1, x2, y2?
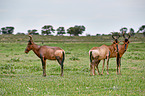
(0, 0, 145, 35)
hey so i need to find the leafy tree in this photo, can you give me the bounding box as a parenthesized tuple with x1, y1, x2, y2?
(139, 25, 145, 31)
(41, 25, 55, 35)
(86, 34, 90, 36)
(73, 25, 85, 36)
(1, 26, 14, 34)
(7, 27, 14, 34)
(56, 27, 66, 36)
(67, 25, 85, 36)
(143, 32, 145, 37)
(96, 34, 101, 36)
(1, 27, 7, 34)
(28, 29, 39, 35)
(138, 25, 145, 37)
(120, 27, 128, 34)
(129, 28, 135, 36)
(16, 32, 25, 35)
(67, 27, 74, 36)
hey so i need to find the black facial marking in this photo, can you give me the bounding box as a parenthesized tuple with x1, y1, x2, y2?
(115, 39, 118, 43)
(125, 39, 128, 42)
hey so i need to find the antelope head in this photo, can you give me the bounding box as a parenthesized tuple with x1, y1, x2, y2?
(123, 32, 131, 51)
(25, 35, 34, 54)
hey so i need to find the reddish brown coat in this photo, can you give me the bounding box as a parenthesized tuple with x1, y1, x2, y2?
(89, 35, 120, 76)
(25, 35, 65, 77)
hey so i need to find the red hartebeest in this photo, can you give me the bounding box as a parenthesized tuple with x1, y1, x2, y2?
(25, 35, 65, 77)
(115, 33, 131, 75)
(89, 35, 120, 75)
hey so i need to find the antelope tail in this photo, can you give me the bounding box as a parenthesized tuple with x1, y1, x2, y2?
(61, 51, 65, 64)
(90, 51, 92, 63)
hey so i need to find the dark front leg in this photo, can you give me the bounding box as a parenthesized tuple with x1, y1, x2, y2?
(116, 64, 119, 75)
(119, 58, 121, 75)
(41, 56, 46, 77)
(116, 52, 120, 75)
(106, 57, 110, 75)
(117, 57, 121, 75)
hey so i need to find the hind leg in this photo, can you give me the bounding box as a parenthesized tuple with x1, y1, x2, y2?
(56, 56, 64, 77)
(118, 57, 121, 75)
(90, 59, 96, 76)
(90, 62, 93, 76)
(96, 60, 101, 75)
(101, 59, 105, 75)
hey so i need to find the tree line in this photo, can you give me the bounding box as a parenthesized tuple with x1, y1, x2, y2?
(0, 25, 145, 36)
(110, 26, 145, 37)
(0, 25, 85, 36)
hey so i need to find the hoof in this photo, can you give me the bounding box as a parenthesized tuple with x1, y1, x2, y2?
(43, 75, 46, 77)
(60, 74, 63, 77)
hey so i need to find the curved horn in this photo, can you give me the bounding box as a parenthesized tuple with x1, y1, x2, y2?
(123, 31, 126, 38)
(28, 31, 33, 40)
(112, 35, 115, 40)
(29, 35, 32, 40)
(128, 33, 131, 39)
(28, 31, 33, 35)
(117, 33, 120, 39)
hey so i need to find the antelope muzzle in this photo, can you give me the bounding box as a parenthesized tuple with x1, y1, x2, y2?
(25, 49, 29, 54)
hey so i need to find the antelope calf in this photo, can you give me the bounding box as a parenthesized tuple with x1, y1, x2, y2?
(25, 35, 65, 77)
(89, 35, 120, 75)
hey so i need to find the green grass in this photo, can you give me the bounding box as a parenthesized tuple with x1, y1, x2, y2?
(0, 37, 145, 95)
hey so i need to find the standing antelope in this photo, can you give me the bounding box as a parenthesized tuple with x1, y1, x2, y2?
(89, 35, 120, 75)
(25, 35, 65, 77)
(115, 33, 131, 75)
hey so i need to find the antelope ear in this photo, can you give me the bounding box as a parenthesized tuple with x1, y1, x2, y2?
(123, 32, 126, 38)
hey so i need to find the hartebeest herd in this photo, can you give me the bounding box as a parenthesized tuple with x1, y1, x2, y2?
(25, 32, 131, 77)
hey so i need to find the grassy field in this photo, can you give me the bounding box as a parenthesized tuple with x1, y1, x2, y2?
(0, 35, 145, 95)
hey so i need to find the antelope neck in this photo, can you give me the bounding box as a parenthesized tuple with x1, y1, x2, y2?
(125, 44, 127, 51)
(32, 43, 40, 56)
(116, 44, 119, 52)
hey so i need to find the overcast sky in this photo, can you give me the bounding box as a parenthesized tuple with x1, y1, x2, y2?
(0, 0, 145, 35)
